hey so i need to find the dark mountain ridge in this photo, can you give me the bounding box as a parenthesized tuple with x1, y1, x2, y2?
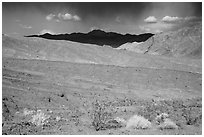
(25, 29, 154, 48)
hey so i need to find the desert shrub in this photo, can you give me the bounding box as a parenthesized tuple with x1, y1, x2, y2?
(114, 117, 127, 126)
(2, 121, 39, 135)
(137, 98, 202, 126)
(23, 108, 35, 116)
(126, 115, 151, 129)
(137, 100, 173, 122)
(29, 110, 50, 126)
(91, 100, 112, 131)
(182, 107, 202, 126)
(91, 100, 122, 131)
(157, 118, 178, 130)
(155, 113, 169, 125)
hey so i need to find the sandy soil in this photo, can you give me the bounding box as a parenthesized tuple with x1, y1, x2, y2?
(2, 57, 202, 135)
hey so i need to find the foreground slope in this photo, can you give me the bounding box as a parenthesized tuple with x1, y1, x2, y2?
(2, 57, 202, 134)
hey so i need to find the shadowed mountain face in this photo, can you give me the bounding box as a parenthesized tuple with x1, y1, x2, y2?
(117, 22, 202, 59)
(25, 30, 154, 48)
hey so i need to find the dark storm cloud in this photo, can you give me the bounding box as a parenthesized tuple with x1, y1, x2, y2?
(191, 2, 202, 16)
(64, 2, 202, 19)
(66, 3, 148, 19)
(3, 2, 59, 14)
(2, 2, 202, 35)
(3, 2, 201, 19)
(3, 3, 149, 19)
(3, 2, 202, 20)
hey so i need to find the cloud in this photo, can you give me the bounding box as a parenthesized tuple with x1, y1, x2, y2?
(162, 16, 183, 23)
(39, 29, 55, 34)
(184, 16, 201, 22)
(161, 16, 201, 24)
(46, 12, 81, 22)
(72, 15, 81, 21)
(140, 15, 201, 34)
(19, 24, 32, 29)
(139, 22, 175, 34)
(144, 16, 157, 23)
(46, 13, 55, 21)
(58, 13, 72, 20)
(59, 13, 81, 21)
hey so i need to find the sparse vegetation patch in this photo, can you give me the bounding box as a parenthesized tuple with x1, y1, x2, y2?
(91, 100, 123, 131)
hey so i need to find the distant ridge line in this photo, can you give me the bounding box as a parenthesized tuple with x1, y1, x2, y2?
(25, 29, 154, 48)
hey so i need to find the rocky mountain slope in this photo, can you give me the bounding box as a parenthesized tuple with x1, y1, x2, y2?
(116, 42, 144, 53)
(117, 22, 202, 59)
(25, 30, 154, 48)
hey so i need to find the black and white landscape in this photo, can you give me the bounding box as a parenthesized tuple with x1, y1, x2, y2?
(2, 2, 202, 135)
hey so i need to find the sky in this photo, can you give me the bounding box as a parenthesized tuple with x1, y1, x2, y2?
(2, 2, 202, 36)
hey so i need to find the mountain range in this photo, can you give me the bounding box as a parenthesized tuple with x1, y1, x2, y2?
(25, 29, 154, 48)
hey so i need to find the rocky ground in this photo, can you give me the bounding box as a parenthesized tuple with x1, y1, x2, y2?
(2, 57, 202, 135)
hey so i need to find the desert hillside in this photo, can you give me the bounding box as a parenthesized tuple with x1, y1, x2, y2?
(2, 32, 202, 135)
(2, 35, 201, 73)
(3, 2, 202, 135)
(118, 22, 202, 59)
